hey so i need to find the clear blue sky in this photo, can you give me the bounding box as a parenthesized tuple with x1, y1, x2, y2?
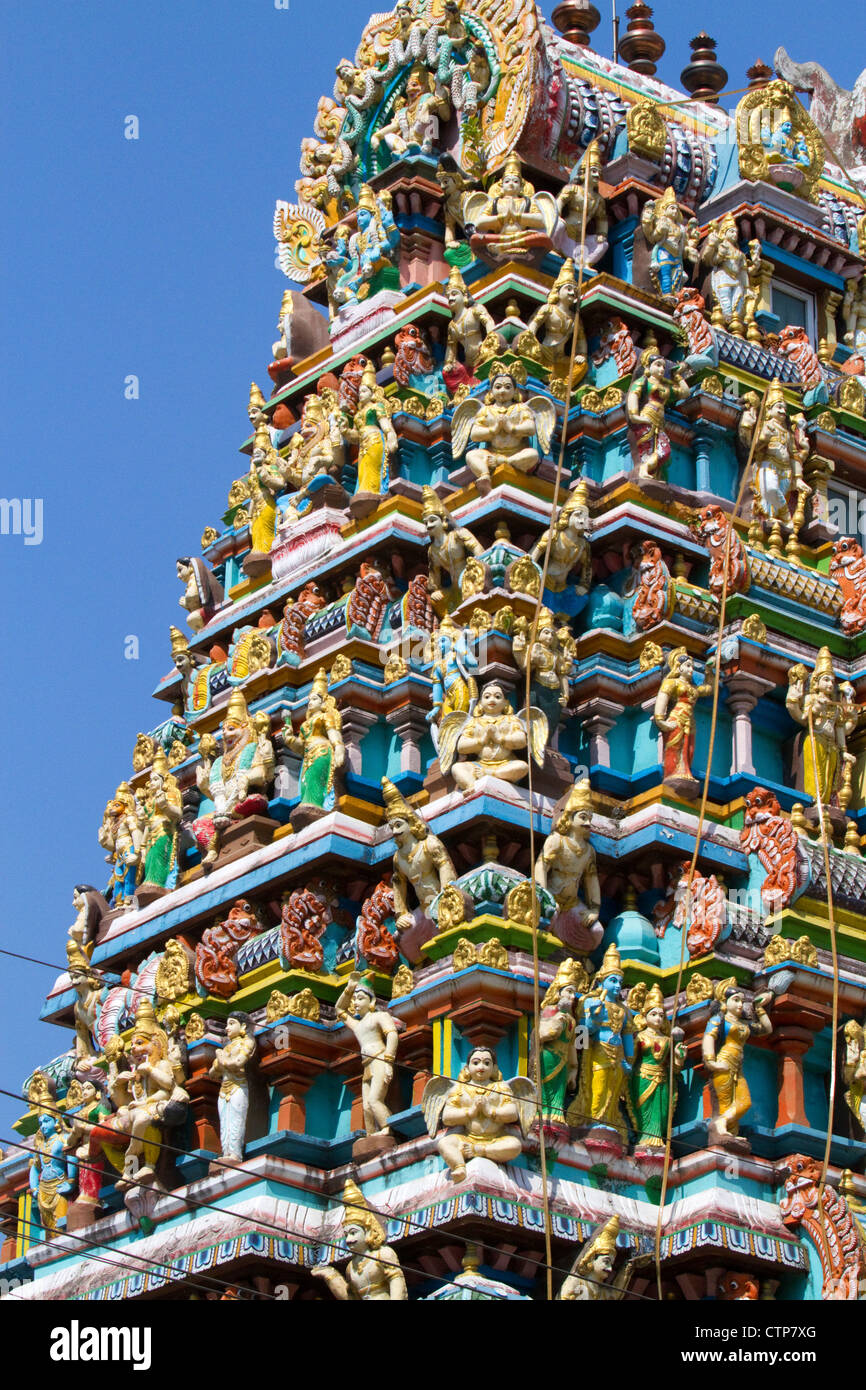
(0, 0, 861, 1137)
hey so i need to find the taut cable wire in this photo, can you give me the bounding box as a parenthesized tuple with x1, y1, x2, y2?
(523, 147, 593, 1302)
(652, 382, 770, 1298)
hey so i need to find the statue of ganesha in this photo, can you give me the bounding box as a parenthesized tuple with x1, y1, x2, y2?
(371, 63, 447, 159)
(193, 693, 275, 867)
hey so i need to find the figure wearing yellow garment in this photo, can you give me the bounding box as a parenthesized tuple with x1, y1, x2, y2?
(427, 615, 477, 730)
(702, 980, 773, 1150)
(245, 420, 284, 571)
(346, 361, 398, 517)
(786, 647, 859, 811)
(567, 943, 634, 1148)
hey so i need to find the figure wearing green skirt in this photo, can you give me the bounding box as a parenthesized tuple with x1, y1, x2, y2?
(532, 959, 588, 1127)
(628, 982, 686, 1150)
(284, 668, 346, 811)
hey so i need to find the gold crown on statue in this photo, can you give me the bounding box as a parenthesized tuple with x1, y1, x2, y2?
(596, 942, 623, 980)
(357, 183, 377, 213)
(169, 626, 189, 658)
(341, 1178, 386, 1248)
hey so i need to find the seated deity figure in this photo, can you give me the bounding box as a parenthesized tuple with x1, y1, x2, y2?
(640, 187, 699, 300)
(280, 389, 345, 492)
(421, 1045, 535, 1181)
(371, 64, 446, 159)
(762, 107, 810, 166)
(436, 680, 548, 794)
(330, 185, 400, 312)
(313, 1180, 407, 1301)
(381, 776, 457, 934)
(84, 1002, 189, 1190)
(194, 693, 275, 866)
(451, 362, 556, 494)
(463, 154, 557, 263)
(442, 267, 498, 391)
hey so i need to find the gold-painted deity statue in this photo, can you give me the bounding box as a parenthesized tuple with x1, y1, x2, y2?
(313, 1179, 407, 1301)
(463, 153, 557, 263)
(437, 680, 547, 794)
(421, 1045, 535, 1181)
(786, 648, 859, 811)
(702, 979, 773, 1149)
(451, 360, 556, 493)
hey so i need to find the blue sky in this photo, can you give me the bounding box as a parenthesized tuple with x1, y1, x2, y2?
(0, 0, 861, 1136)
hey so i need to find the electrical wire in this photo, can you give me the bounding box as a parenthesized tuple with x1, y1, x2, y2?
(652, 382, 770, 1299)
(521, 142, 595, 1302)
(0, 1197, 275, 1302)
(1, 1087, 665, 1300)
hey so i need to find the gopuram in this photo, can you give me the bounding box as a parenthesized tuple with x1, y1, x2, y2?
(5, 0, 866, 1303)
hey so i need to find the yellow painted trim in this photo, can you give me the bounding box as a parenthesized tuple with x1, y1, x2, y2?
(517, 1015, 529, 1077)
(16, 1191, 32, 1257)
